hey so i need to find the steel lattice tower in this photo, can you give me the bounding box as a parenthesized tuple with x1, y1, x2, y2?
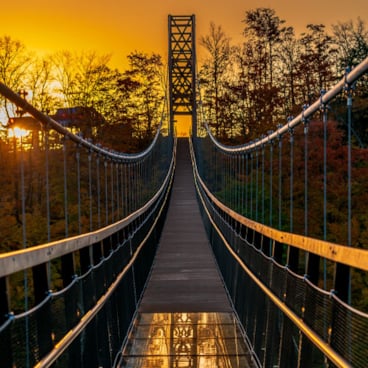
(168, 15, 197, 136)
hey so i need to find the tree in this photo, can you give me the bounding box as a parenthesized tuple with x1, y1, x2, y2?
(122, 51, 165, 142)
(242, 8, 286, 88)
(27, 57, 59, 114)
(52, 51, 123, 140)
(200, 22, 232, 138)
(276, 26, 301, 116)
(52, 51, 78, 108)
(53, 51, 116, 110)
(332, 17, 368, 69)
(0, 35, 31, 119)
(298, 24, 335, 103)
(240, 8, 286, 131)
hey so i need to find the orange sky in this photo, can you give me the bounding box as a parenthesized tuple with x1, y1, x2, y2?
(1, 0, 367, 69)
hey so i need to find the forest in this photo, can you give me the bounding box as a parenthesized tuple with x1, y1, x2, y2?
(199, 8, 367, 142)
(0, 8, 368, 310)
(0, 8, 367, 146)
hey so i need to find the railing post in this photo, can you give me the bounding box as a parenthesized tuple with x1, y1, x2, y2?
(0, 277, 9, 325)
(61, 253, 75, 286)
(32, 263, 53, 358)
(334, 70, 354, 303)
(32, 264, 49, 305)
(0, 276, 12, 367)
(287, 123, 299, 272)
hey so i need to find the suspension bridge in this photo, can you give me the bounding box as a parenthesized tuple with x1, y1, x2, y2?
(1, 14, 368, 368)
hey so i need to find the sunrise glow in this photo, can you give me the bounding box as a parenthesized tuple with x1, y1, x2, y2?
(1, 0, 367, 69)
(1, 1, 367, 135)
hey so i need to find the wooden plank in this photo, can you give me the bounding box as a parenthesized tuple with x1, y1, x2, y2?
(139, 138, 232, 313)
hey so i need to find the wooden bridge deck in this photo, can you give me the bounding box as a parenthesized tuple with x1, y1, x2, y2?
(119, 139, 256, 368)
(139, 138, 232, 313)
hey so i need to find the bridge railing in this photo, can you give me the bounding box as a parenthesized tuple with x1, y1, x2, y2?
(0, 83, 175, 367)
(192, 57, 368, 367)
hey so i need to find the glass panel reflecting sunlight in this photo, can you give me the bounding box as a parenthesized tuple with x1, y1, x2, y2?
(119, 313, 255, 368)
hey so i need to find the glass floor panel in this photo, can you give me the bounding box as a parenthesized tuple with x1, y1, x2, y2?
(118, 312, 256, 368)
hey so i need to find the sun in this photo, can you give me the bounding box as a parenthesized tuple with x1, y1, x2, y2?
(8, 127, 30, 139)
(175, 116, 192, 137)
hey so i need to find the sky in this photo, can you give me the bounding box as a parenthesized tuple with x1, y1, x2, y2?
(1, 0, 368, 69)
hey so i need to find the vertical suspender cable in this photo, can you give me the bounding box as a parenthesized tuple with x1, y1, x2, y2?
(76, 146, 81, 234)
(96, 155, 101, 229)
(126, 161, 129, 216)
(63, 138, 69, 238)
(246, 153, 248, 218)
(262, 142, 265, 224)
(88, 150, 93, 232)
(250, 152, 253, 219)
(255, 147, 259, 222)
(116, 162, 120, 220)
(269, 139, 273, 228)
(321, 90, 329, 343)
(303, 105, 309, 237)
(229, 153, 232, 215)
(45, 129, 50, 243)
(131, 161, 134, 214)
(111, 160, 114, 223)
(269, 139, 274, 255)
(346, 75, 353, 304)
(321, 90, 328, 290)
(104, 159, 108, 226)
(278, 128, 282, 231)
(347, 85, 352, 249)
(241, 154, 245, 217)
(140, 160, 143, 208)
(20, 137, 30, 368)
(44, 128, 51, 284)
(215, 145, 218, 195)
(303, 105, 310, 277)
(121, 162, 125, 218)
(237, 154, 241, 214)
(289, 125, 294, 233)
(227, 154, 231, 211)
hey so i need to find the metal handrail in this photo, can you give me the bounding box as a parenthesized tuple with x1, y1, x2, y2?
(0, 82, 162, 162)
(204, 56, 368, 153)
(190, 138, 352, 368)
(192, 155, 368, 271)
(34, 145, 176, 368)
(0, 138, 176, 278)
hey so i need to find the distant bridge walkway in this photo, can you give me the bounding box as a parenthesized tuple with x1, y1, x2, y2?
(117, 138, 256, 367)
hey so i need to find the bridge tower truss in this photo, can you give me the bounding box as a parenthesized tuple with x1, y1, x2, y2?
(168, 15, 197, 136)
